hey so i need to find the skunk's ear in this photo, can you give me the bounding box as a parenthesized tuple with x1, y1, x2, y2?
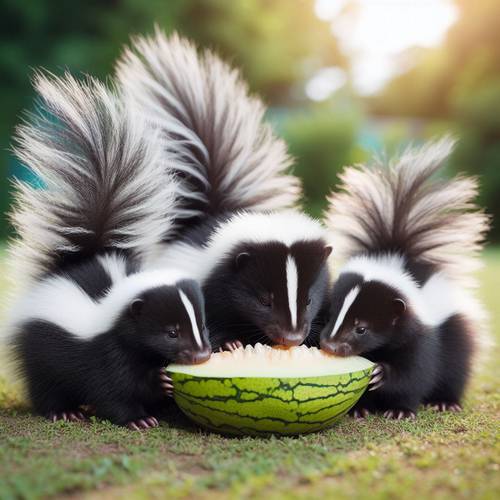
(129, 298, 145, 318)
(392, 298, 407, 325)
(324, 245, 333, 260)
(235, 252, 251, 270)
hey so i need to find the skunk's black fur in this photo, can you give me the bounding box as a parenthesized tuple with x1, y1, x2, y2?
(13, 276, 210, 426)
(323, 271, 474, 418)
(117, 31, 332, 349)
(320, 139, 489, 418)
(201, 237, 331, 350)
(6, 74, 211, 428)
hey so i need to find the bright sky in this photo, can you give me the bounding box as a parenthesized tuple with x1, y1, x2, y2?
(308, 0, 458, 99)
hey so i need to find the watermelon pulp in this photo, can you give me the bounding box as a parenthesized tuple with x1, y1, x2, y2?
(167, 344, 374, 436)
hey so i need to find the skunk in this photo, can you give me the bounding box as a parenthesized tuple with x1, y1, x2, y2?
(117, 30, 332, 349)
(320, 138, 489, 419)
(5, 73, 211, 429)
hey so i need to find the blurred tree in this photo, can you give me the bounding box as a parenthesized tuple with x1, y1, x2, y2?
(370, 0, 500, 239)
(0, 0, 182, 239)
(177, 0, 345, 103)
(371, 0, 500, 118)
(281, 102, 364, 217)
(0, 0, 344, 239)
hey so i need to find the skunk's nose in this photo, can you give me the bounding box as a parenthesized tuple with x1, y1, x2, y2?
(321, 340, 352, 357)
(176, 347, 211, 365)
(274, 331, 307, 347)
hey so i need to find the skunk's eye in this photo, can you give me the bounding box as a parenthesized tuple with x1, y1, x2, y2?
(166, 327, 178, 338)
(259, 293, 273, 307)
(355, 326, 367, 335)
(306, 297, 312, 306)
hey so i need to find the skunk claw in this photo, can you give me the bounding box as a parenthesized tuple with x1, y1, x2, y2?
(158, 369, 174, 397)
(145, 416, 159, 427)
(428, 402, 462, 412)
(369, 381, 384, 391)
(47, 410, 87, 423)
(127, 416, 159, 431)
(383, 409, 416, 420)
(351, 408, 370, 419)
(224, 340, 244, 352)
(368, 364, 385, 391)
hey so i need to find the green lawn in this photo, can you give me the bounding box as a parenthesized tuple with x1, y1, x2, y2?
(0, 250, 498, 500)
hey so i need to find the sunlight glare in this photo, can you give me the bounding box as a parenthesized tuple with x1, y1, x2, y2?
(314, 0, 458, 95)
(305, 67, 347, 101)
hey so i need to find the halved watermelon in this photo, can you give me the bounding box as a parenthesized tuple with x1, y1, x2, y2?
(168, 344, 373, 436)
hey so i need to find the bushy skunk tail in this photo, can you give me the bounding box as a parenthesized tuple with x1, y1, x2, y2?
(116, 29, 301, 226)
(325, 137, 489, 286)
(8, 72, 179, 285)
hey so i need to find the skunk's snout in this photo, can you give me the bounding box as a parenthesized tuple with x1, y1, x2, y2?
(272, 330, 307, 347)
(320, 340, 352, 357)
(176, 346, 211, 365)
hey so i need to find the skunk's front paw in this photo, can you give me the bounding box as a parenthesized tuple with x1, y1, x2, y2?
(159, 368, 174, 397)
(350, 407, 371, 419)
(368, 363, 385, 391)
(427, 402, 462, 412)
(127, 416, 159, 431)
(47, 410, 87, 423)
(383, 409, 416, 420)
(221, 340, 243, 352)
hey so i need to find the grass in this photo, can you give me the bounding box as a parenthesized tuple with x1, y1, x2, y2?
(0, 251, 498, 500)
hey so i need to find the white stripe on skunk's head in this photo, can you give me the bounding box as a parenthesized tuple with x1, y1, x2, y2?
(338, 254, 459, 326)
(205, 211, 331, 348)
(330, 286, 361, 339)
(320, 253, 461, 357)
(178, 289, 203, 349)
(320, 269, 408, 357)
(9, 267, 211, 364)
(286, 255, 299, 330)
(125, 278, 211, 365)
(144, 210, 332, 350)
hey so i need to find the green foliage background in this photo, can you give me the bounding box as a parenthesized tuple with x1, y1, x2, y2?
(0, 0, 342, 239)
(371, 0, 500, 237)
(1, 0, 499, 239)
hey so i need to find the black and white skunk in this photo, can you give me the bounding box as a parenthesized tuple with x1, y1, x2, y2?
(117, 30, 332, 349)
(320, 138, 489, 419)
(5, 73, 211, 429)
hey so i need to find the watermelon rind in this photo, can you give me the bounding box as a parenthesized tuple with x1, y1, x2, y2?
(168, 367, 373, 436)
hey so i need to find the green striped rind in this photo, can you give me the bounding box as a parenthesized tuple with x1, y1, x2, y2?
(168, 368, 373, 436)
